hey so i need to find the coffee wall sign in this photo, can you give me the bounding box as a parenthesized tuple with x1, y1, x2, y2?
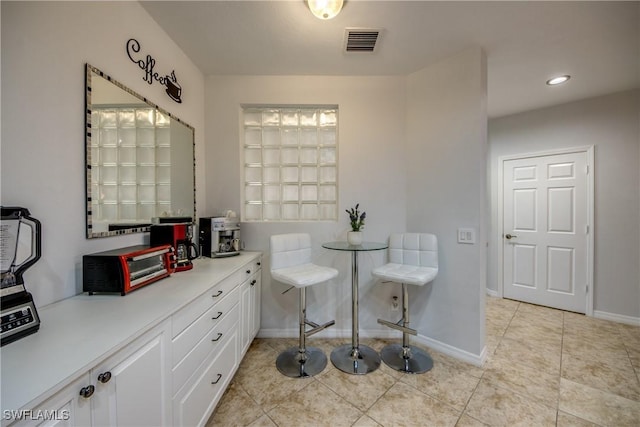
(126, 38, 182, 103)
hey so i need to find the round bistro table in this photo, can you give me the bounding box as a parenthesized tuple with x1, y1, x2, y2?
(321, 241, 388, 374)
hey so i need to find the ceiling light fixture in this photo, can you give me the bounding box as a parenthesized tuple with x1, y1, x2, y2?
(546, 75, 571, 86)
(307, 0, 344, 20)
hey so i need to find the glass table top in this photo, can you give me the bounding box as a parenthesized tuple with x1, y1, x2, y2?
(322, 241, 388, 252)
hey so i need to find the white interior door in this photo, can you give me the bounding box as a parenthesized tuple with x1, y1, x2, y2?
(503, 151, 589, 313)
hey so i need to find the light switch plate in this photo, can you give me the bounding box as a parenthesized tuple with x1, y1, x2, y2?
(457, 228, 476, 244)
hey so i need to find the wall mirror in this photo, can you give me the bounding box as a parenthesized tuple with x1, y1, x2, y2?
(85, 64, 195, 238)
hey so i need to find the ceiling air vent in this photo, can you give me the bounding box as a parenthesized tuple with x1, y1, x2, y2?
(344, 28, 381, 53)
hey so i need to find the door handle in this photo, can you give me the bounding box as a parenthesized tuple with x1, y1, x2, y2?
(505, 233, 518, 240)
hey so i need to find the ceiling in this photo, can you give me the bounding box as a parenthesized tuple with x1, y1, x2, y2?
(141, 1, 639, 118)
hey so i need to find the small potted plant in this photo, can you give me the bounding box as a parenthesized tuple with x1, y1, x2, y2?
(346, 203, 366, 245)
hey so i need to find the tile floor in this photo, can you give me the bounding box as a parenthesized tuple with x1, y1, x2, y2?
(207, 297, 640, 426)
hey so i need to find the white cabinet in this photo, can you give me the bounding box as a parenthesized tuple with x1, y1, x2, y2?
(2, 253, 262, 427)
(240, 270, 261, 356)
(171, 256, 259, 427)
(172, 330, 238, 427)
(170, 279, 241, 426)
(8, 321, 170, 427)
(9, 374, 92, 427)
(90, 321, 171, 427)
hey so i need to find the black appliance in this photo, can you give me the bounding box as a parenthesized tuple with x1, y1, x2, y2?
(1, 207, 42, 346)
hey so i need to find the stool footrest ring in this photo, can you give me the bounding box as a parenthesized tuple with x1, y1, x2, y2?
(377, 318, 417, 336)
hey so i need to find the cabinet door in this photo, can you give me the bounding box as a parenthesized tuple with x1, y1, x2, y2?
(9, 373, 92, 427)
(91, 321, 171, 427)
(239, 279, 252, 356)
(250, 272, 261, 339)
(239, 271, 261, 356)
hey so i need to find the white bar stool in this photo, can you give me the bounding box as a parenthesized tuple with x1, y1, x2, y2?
(372, 233, 438, 374)
(270, 233, 338, 378)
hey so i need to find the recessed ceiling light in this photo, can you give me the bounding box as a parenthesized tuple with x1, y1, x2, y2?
(546, 75, 571, 86)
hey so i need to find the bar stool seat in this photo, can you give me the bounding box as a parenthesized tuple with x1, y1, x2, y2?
(271, 263, 338, 288)
(373, 233, 438, 374)
(372, 263, 437, 286)
(270, 233, 338, 378)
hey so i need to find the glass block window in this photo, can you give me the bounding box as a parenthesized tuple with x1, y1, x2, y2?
(90, 107, 171, 224)
(242, 106, 338, 221)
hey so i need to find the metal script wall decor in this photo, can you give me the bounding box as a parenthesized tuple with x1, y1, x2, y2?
(126, 38, 183, 103)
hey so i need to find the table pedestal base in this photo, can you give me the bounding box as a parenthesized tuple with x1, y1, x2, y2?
(330, 344, 381, 375)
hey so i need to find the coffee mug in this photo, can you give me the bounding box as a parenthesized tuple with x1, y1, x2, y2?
(232, 238, 241, 251)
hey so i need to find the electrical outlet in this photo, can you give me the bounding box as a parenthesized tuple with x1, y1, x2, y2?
(391, 296, 399, 311)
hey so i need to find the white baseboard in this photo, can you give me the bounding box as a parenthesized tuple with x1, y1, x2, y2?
(257, 328, 485, 367)
(593, 310, 640, 326)
(257, 328, 395, 340)
(410, 333, 485, 367)
(486, 288, 499, 297)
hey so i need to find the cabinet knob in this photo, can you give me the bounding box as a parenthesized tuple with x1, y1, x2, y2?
(246, 269, 251, 274)
(211, 373, 222, 385)
(98, 371, 112, 383)
(250, 280, 257, 286)
(257, 262, 261, 266)
(79, 385, 95, 399)
(211, 332, 223, 342)
(212, 290, 223, 298)
(212, 311, 223, 320)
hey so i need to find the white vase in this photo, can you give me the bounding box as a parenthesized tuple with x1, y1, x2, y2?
(347, 231, 363, 245)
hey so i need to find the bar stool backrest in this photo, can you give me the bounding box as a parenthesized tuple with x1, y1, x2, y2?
(270, 233, 313, 271)
(388, 233, 438, 269)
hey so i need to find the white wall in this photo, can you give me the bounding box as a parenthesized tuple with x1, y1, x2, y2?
(206, 50, 488, 363)
(406, 48, 488, 357)
(488, 90, 640, 320)
(1, 2, 205, 306)
(205, 75, 409, 345)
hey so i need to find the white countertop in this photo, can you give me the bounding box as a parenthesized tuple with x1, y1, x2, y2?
(0, 252, 261, 413)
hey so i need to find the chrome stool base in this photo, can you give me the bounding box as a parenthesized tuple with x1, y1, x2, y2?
(276, 346, 327, 378)
(380, 343, 433, 374)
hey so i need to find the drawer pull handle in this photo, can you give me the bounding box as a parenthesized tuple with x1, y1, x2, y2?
(212, 332, 223, 342)
(98, 371, 112, 383)
(79, 385, 95, 399)
(251, 280, 257, 286)
(246, 269, 251, 274)
(212, 311, 223, 320)
(212, 290, 223, 298)
(211, 373, 222, 385)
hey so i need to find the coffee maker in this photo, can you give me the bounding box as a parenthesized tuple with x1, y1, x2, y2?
(150, 223, 198, 271)
(1, 207, 42, 346)
(199, 216, 241, 258)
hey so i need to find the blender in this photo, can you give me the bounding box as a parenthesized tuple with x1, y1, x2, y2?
(1, 207, 42, 346)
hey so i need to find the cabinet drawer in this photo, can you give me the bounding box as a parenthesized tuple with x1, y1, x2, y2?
(171, 270, 241, 338)
(241, 257, 262, 282)
(173, 331, 238, 427)
(172, 303, 239, 395)
(172, 286, 239, 366)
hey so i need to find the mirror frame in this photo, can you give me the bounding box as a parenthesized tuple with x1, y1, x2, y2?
(85, 64, 196, 238)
